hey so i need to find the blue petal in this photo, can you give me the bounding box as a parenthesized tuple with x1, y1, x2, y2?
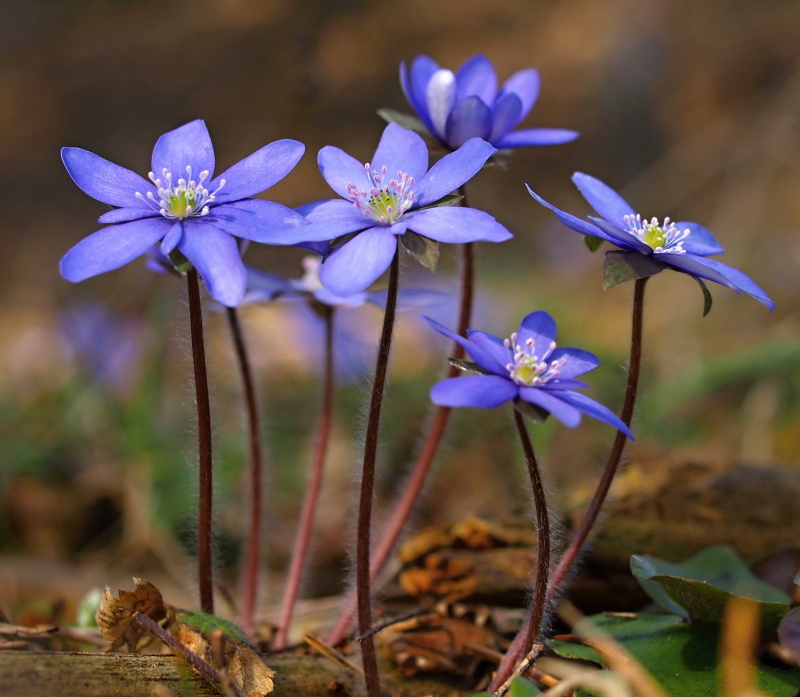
(526, 184, 610, 241)
(456, 54, 498, 104)
(98, 207, 159, 224)
(414, 138, 497, 207)
(540, 379, 590, 391)
(293, 204, 373, 242)
(151, 120, 215, 182)
(62, 148, 154, 208)
(554, 390, 634, 439)
(497, 129, 580, 148)
(589, 216, 652, 254)
(298, 198, 359, 221)
(177, 223, 246, 307)
(549, 347, 600, 379)
(424, 316, 505, 375)
(498, 69, 540, 122)
(403, 55, 440, 133)
(318, 145, 372, 200)
(60, 217, 171, 282)
(572, 173, 636, 229)
(405, 206, 512, 243)
(319, 227, 398, 296)
(489, 93, 523, 145)
(426, 68, 457, 139)
(431, 375, 517, 409)
(367, 288, 450, 311)
(160, 221, 184, 255)
(516, 311, 557, 351)
(518, 387, 582, 427)
(371, 123, 429, 182)
(465, 331, 513, 374)
(678, 222, 725, 257)
(206, 199, 311, 244)
(445, 96, 493, 148)
(244, 266, 297, 301)
(209, 139, 304, 204)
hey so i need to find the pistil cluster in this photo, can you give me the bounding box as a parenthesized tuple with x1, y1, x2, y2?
(347, 164, 415, 224)
(504, 332, 565, 387)
(624, 213, 690, 254)
(136, 166, 225, 219)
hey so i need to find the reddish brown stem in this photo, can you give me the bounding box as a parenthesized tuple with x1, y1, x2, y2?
(225, 307, 263, 635)
(274, 306, 335, 650)
(187, 268, 214, 615)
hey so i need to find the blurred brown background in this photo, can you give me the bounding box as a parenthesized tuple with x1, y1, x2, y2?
(1, 0, 799, 617)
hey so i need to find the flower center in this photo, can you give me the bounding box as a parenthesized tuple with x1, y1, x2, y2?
(347, 164, 415, 224)
(503, 332, 565, 387)
(136, 166, 225, 219)
(623, 214, 690, 254)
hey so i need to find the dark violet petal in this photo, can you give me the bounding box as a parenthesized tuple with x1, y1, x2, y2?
(405, 55, 440, 133)
(209, 139, 304, 204)
(414, 138, 496, 207)
(371, 123, 429, 181)
(516, 311, 557, 350)
(177, 224, 246, 307)
(554, 390, 634, 439)
(662, 254, 775, 310)
(206, 199, 311, 244)
(98, 207, 159, 224)
(319, 227, 398, 296)
(489, 93, 523, 144)
(60, 217, 171, 282)
(549, 347, 600, 378)
(498, 68, 540, 121)
(444, 96, 492, 148)
(160, 221, 183, 255)
(679, 221, 725, 257)
(497, 128, 579, 148)
(62, 148, 154, 208)
(405, 206, 512, 244)
(526, 184, 610, 241)
(465, 331, 513, 374)
(431, 374, 517, 409)
(572, 172, 636, 229)
(518, 387, 582, 427)
(455, 54, 498, 104)
(151, 120, 215, 181)
(318, 145, 371, 199)
(424, 316, 504, 375)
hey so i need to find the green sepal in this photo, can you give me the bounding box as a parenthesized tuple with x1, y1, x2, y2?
(448, 357, 492, 375)
(602, 249, 664, 289)
(514, 399, 550, 424)
(584, 236, 604, 253)
(692, 275, 713, 316)
(176, 610, 250, 644)
(376, 108, 433, 139)
(419, 193, 464, 209)
(168, 249, 192, 274)
(323, 231, 361, 261)
(400, 231, 439, 271)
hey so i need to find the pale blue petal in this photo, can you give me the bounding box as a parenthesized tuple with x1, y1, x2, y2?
(177, 224, 246, 307)
(498, 68, 540, 122)
(426, 68, 457, 139)
(371, 123, 428, 182)
(549, 347, 600, 379)
(160, 221, 184, 255)
(318, 145, 371, 199)
(298, 198, 359, 221)
(497, 128, 579, 148)
(244, 266, 297, 302)
(404, 55, 440, 133)
(516, 311, 557, 350)
(678, 222, 725, 257)
(98, 207, 159, 224)
(554, 391, 634, 439)
(431, 375, 517, 409)
(518, 387, 582, 427)
(572, 172, 636, 229)
(540, 379, 590, 391)
(405, 206, 512, 244)
(414, 138, 497, 207)
(151, 120, 215, 181)
(367, 288, 450, 310)
(424, 317, 503, 374)
(465, 331, 513, 374)
(206, 199, 311, 244)
(60, 217, 170, 282)
(445, 96, 493, 148)
(319, 228, 398, 296)
(62, 147, 154, 208)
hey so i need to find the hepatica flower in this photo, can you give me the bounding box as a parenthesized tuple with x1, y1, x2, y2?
(60, 120, 310, 306)
(528, 173, 775, 310)
(297, 122, 512, 296)
(426, 311, 633, 437)
(400, 54, 578, 150)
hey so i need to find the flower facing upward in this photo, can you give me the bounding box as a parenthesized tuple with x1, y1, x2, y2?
(60, 120, 312, 306)
(400, 54, 579, 150)
(528, 173, 775, 310)
(295, 123, 513, 296)
(426, 311, 633, 437)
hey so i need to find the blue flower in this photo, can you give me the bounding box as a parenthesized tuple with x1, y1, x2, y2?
(295, 122, 513, 296)
(425, 311, 634, 437)
(528, 173, 775, 310)
(400, 54, 579, 151)
(60, 120, 311, 307)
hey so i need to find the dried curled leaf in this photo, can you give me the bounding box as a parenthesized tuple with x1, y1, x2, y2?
(96, 578, 165, 652)
(228, 644, 275, 697)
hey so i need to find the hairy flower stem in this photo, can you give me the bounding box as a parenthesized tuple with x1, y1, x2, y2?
(187, 268, 214, 615)
(513, 408, 551, 657)
(274, 306, 335, 650)
(327, 206, 475, 647)
(490, 278, 647, 693)
(225, 307, 263, 635)
(357, 249, 400, 697)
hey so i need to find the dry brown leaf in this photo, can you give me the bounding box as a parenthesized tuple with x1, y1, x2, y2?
(227, 644, 275, 697)
(176, 624, 211, 664)
(96, 578, 166, 652)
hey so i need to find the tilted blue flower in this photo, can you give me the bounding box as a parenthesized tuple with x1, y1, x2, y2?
(295, 122, 513, 296)
(400, 54, 579, 151)
(528, 173, 775, 310)
(60, 120, 312, 307)
(425, 311, 634, 437)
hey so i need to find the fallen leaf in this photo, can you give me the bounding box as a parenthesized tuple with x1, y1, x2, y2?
(228, 644, 275, 696)
(96, 578, 165, 651)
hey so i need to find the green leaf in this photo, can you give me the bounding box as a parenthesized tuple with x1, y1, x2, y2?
(177, 610, 250, 644)
(376, 108, 433, 138)
(400, 231, 439, 271)
(420, 193, 464, 209)
(630, 546, 791, 628)
(550, 613, 800, 697)
(692, 276, 713, 316)
(509, 675, 542, 697)
(602, 250, 664, 289)
(167, 249, 192, 273)
(76, 588, 103, 628)
(584, 236, 604, 253)
(514, 399, 551, 424)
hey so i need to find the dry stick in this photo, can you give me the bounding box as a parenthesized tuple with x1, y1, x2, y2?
(274, 306, 335, 650)
(357, 249, 400, 697)
(490, 277, 648, 693)
(187, 268, 215, 615)
(326, 240, 475, 646)
(225, 307, 263, 636)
